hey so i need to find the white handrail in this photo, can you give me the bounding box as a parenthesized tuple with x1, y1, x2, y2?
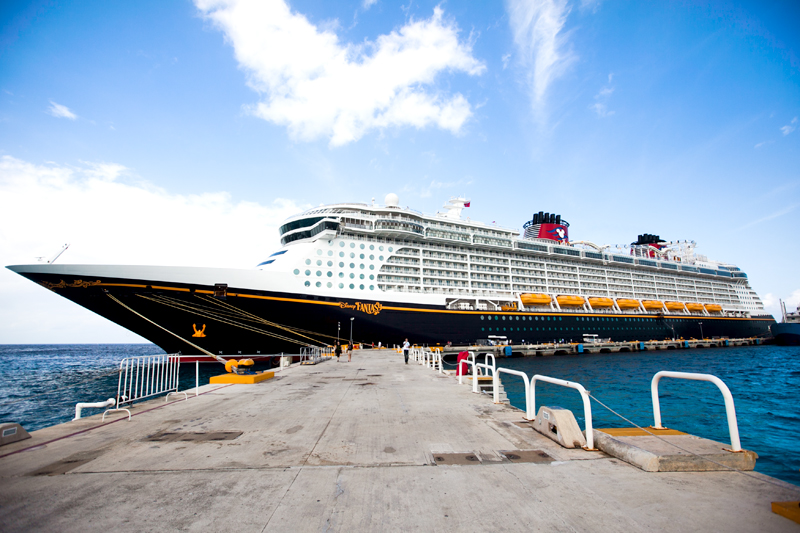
(651, 371, 742, 452)
(74, 398, 115, 420)
(103, 353, 186, 421)
(497, 368, 533, 420)
(531, 374, 595, 450)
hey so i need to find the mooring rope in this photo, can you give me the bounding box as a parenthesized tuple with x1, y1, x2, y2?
(106, 293, 226, 364)
(587, 392, 800, 493)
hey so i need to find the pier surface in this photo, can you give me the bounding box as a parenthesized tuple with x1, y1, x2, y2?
(0, 349, 796, 532)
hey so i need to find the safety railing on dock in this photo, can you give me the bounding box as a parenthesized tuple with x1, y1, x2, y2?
(103, 353, 187, 421)
(530, 374, 595, 450)
(651, 371, 742, 452)
(300, 347, 323, 365)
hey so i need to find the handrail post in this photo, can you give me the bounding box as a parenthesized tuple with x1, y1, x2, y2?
(531, 374, 595, 450)
(195, 360, 199, 397)
(497, 368, 533, 420)
(651, 371, 742, 452)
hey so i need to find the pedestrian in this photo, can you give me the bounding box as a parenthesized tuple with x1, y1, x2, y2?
(348, 343, 352, 362)
(334, 342, 342, 362)
(402, 338, 410, 364)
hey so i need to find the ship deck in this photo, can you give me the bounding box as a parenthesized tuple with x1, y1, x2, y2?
(0, 349, 797, 531)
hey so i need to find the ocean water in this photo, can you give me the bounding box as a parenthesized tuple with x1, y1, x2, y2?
(0, 344, 798, 486)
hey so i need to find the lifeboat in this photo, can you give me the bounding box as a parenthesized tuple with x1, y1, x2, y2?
(520, 293, 552, 306)
(686, 303, 705, 312)
(642, 300, 664, 310)
(705, 304, 722, 313)
(588, 297, 614, 308)
(557, 295, 585, 307)
(616, 298, 640, 309)
(665, 301, 686, 311)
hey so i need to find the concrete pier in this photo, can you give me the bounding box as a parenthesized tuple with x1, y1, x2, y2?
(0, 349, 797, 532)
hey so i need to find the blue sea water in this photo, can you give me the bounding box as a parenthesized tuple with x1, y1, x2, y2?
(0, 344, 798, 486)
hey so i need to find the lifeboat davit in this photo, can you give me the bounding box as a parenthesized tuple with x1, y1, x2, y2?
(642, 300, 664, 310)
(588, 297, 614, 308)
(686, 303, 705, 312)
(557, 295, 585, 307)
(520, 293, 552, 306)
(616, 298, 640, 309)
(705, 304, 722, 313)
(665, 301, 686, 311)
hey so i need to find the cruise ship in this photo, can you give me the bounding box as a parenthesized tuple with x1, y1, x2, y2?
(8, 195, 774, 360)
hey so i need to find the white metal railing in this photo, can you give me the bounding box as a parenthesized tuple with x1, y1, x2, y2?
(651, 371, 742, 452)
(74, 398, 115, 420)
(531, 374, 595, 450)
(496, 368, 533, 420)
(300, 346, 322, 364)
(103, 354, 186, 421)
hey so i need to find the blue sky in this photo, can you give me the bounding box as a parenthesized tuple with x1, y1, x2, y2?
(1, 0, 798, 342)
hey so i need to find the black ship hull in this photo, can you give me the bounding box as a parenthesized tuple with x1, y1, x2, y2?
(12, 267, 775, 360)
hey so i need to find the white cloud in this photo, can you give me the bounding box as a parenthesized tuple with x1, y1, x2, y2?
(363, 0, 378, 9)
(780, 116, 797, 135)
(506, 0, 575, 114)
(47, 101, 77, 120)
(195, 0, 485, 146)
(0, 155, 305, 342)
(590, 73, 615, 117)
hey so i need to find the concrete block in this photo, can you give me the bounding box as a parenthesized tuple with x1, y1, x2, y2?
(771, 501, 800, 525)
(532, 406, 587, 449)
(0, 423, 30, 447)
(209, 371, 274, 384)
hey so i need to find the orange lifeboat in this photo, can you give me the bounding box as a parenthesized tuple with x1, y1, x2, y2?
(616, 298, 640, 309)
(642, 300, 664, 311)
(557, 295, 586, 307)
(686, 303, 705, 312)
(665, 301, 686, 312)
(521, 293, 552, 306)
(705, 304, 722, 313)
(588, 297, 614, 308)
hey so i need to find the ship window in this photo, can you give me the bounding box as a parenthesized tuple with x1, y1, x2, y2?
(360, 254, 365, 259)
(360, 284, 365, 289)
(482, 327, 485, 331)
(360, 264, 365, 269)
(327, 261, 333, 267)
(339, 273, 344, 278)
(379, 256, 384, 261)
(495, 316, 499, 320)
(305, 281, 310, 287)
(369, 254, 374, 260)
(339, 283, 344, 288)
(327, 282, 332, 288)
(340, 242, 345, 247)
(502, 316, 506, 320)
(316, 260, 322, 266)
(370, 285, 374, 290)
(369, 265, 374, 270)
(305, 259, 311, 265)
(316, 271, 322, 276)
(327, 272, 332, 277)
(360, 274, 365, 279)
(389, 247, 394, 252)
(349, 283, 355, 289)
(481, 316, 484, 320)
(369, 274, 374, 280)
(349, 273, 355, 279)
(360, 244, 365, 249)
(328, 251, 333, 256)
(293, 269, 300, 275)
(379, 246, 384, 251)
(339, 252, 344, 257)
(317, 250, 322, 255)
(350, 263, 355, 268)
(351, 243, 356, 248)
(316, 282, 321, 287)
(339, 262, 344, 267)
(305, 270, 311, 276)
(370, 245, 374, 250)
(350, 253, 355, 258)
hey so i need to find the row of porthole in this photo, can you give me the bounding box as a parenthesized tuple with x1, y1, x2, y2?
(331, 242, 394, 252)
(308, 254, 384, 264)
(480, 315, 662, 322)
(297, 269, 376, 281)
(304, 280, 375, 290)
(302, 262, 377, 270)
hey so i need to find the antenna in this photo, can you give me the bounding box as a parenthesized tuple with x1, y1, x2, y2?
(48, 244, 70, 264)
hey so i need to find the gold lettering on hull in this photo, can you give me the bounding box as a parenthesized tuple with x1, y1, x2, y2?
(339, 301, 383, 315)
(40, 279, 102, 290)
(192, 324, 207, 338)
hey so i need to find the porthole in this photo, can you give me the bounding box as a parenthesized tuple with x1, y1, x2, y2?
(360, 264, 365, 269)
(516, 316, 519, 320)
(350, 243, 355, 248)
(327, 261, 333, 267)
(339, 272, 344, 278)
(304, 281, 310, 287)
(350, 273, 355, 279)
(379, 255, 384, 261)
(369, 254, 374, 260)
(339, 283, 344, 288)
(328, 251, 333, 256)
(369, 274, 374, 280)
(360, 254, 365, 259)
(369, 245, 374, 250)
(349, 283, 355, 289)
(339, 262, 344, 267)
(327, 282, 332, 288)
(369, 285, 374, 290)
(327, 271, 333, 277)
(350, 252, 355, 258)
(379, 246, 384, 251)
(502, 316, 506, 320)
(495, 316, 499, 320)
(316, 271, 322, 276)
(487, 316, 492, 321)
(317, 250, 322, 255)
(359, 284, 364, 289)
(388, 247, 393, 252)
(316, 260, 322, 266)
(360, 274, 365, 280)
(480, 315, 484, 320)
(359, 244, 364, 249)
(339, 252, 344, 257)
(316, 281, 321, 287)
(293, 269, 300, 275)
(350, 263, 355, 268)
(305, 270, 311, 276)
(481, 327, 485, 331)
(339, 242, 345, 247)
(305, 259, 311, 265)
(369, 264, 374, 270)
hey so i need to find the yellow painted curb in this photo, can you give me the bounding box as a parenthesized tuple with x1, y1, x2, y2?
(209, 372, 275, 384)
(772, 502, 800, 524)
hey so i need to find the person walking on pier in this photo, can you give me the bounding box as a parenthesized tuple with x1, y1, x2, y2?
(402, 339, 410, 364)
(347, 343, 352, 363)
(334, 342, 342, 362)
